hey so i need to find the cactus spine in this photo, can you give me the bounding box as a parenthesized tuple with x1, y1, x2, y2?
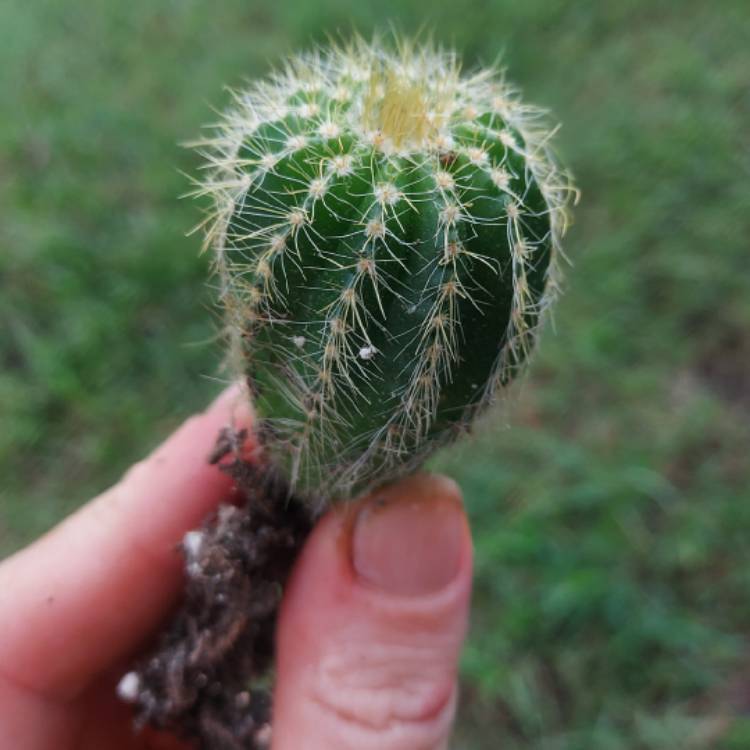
(197, 37, 576, 501)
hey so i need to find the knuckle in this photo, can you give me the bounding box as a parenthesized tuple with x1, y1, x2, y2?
(118, 457, 149, 486)
(308, 639, 457, 749)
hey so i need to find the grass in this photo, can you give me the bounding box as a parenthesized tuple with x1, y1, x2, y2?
(2, 0, 749, 747)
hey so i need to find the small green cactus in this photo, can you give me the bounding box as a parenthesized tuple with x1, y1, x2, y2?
(198, 37, 576, 501)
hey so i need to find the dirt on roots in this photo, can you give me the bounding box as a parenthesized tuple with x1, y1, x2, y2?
(125, 426, 314, 750)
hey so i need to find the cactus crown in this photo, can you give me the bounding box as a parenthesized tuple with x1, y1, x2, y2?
(195, 36, 577, 502)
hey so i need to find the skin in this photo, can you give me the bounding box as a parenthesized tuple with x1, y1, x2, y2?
(0, 384, 473, 750)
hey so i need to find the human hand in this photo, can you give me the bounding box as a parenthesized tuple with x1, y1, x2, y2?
(0, 385, 473, 750)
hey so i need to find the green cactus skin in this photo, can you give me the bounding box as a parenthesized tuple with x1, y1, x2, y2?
(197, 38, 577, 501)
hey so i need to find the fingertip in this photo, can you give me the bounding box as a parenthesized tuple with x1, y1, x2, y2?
(273, 473, 472, 750)
(350, 473, 469, 596)
(205, 380, 253, 420)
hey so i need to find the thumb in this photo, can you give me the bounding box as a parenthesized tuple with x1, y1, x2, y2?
(272, 473, 473, 750)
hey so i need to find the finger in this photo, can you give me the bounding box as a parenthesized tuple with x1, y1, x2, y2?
(0, 382, 253, 700)
(272, 473, 473, 750)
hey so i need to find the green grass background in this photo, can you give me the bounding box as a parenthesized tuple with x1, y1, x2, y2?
(2, 0, 749, 747)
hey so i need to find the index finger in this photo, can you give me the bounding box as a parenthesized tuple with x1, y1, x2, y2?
(0, 383, 253, 700)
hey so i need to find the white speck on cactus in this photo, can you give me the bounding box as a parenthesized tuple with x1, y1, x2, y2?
(292, 336, 306, 349)
(358, 345, 377, 360)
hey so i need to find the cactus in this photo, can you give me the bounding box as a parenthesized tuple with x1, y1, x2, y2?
(198, 37, 576, 501)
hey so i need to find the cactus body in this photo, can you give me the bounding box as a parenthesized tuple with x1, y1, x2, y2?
(199, 39, 575, 500)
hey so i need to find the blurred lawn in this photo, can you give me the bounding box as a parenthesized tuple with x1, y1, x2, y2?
(2, 0, 749, 747)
